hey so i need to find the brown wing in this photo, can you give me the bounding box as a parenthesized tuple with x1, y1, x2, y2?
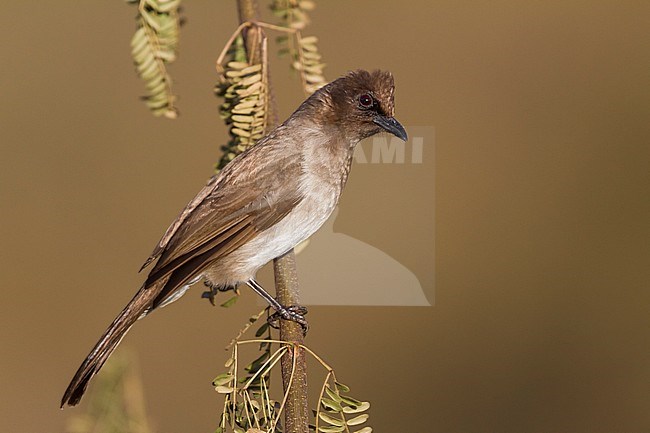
(140, 174, 221, 272)
(140, 136, 303, 309)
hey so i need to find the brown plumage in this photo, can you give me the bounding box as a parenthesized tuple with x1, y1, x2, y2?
(61, 69, 406, 407)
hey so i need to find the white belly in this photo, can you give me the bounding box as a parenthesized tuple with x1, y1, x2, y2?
(238, 181, 339, 274)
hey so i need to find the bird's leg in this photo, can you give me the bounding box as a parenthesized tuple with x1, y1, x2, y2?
(246, 279, 309, 334)
(202, 281, 237, 306)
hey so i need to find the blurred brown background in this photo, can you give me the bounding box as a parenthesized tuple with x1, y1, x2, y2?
(1, 1, 649, 432)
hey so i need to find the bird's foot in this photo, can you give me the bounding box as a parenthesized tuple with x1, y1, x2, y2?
(201, 282, 237, 306)
(268, 305, 309, 335)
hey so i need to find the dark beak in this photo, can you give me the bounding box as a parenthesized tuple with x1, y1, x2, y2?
(373, 115, 408, 141)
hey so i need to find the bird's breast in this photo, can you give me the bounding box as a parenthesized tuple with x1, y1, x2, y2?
(225, 179, 339, 280)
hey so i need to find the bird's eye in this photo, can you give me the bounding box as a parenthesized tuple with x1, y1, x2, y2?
(358, 93, 373, 108)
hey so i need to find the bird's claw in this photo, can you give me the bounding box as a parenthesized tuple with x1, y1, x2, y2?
(201, 289, 218, 306)
(201, 282, 237, 306)
(268, 305, 309, 335)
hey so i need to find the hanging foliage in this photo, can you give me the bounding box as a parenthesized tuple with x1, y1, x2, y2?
(270, 0, 327, 95)
(128, 0, 182, 118)
(214, 24, 269, 172)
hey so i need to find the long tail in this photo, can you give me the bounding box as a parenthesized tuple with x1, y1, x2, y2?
(60, 284, 159, 407)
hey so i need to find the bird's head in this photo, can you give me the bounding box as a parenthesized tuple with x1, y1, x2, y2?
(303, 70, 408, 144)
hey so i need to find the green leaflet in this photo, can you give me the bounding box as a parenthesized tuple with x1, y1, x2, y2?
(128, 0, 181, 118)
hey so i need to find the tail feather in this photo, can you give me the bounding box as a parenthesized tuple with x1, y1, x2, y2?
(60, 285, 158, 407)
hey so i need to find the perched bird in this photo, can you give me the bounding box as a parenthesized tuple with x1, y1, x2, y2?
(61, 69, 407, 407)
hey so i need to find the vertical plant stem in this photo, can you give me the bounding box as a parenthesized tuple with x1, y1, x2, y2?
(275, 250, 308, 433)
(235, 1, 308, 432)
(236, 0, 262, 65)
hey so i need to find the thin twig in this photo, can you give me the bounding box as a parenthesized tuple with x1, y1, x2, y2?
(271, 343, 299, 431)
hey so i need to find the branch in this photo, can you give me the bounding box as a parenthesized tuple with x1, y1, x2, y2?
(274, 250, 309, 433)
